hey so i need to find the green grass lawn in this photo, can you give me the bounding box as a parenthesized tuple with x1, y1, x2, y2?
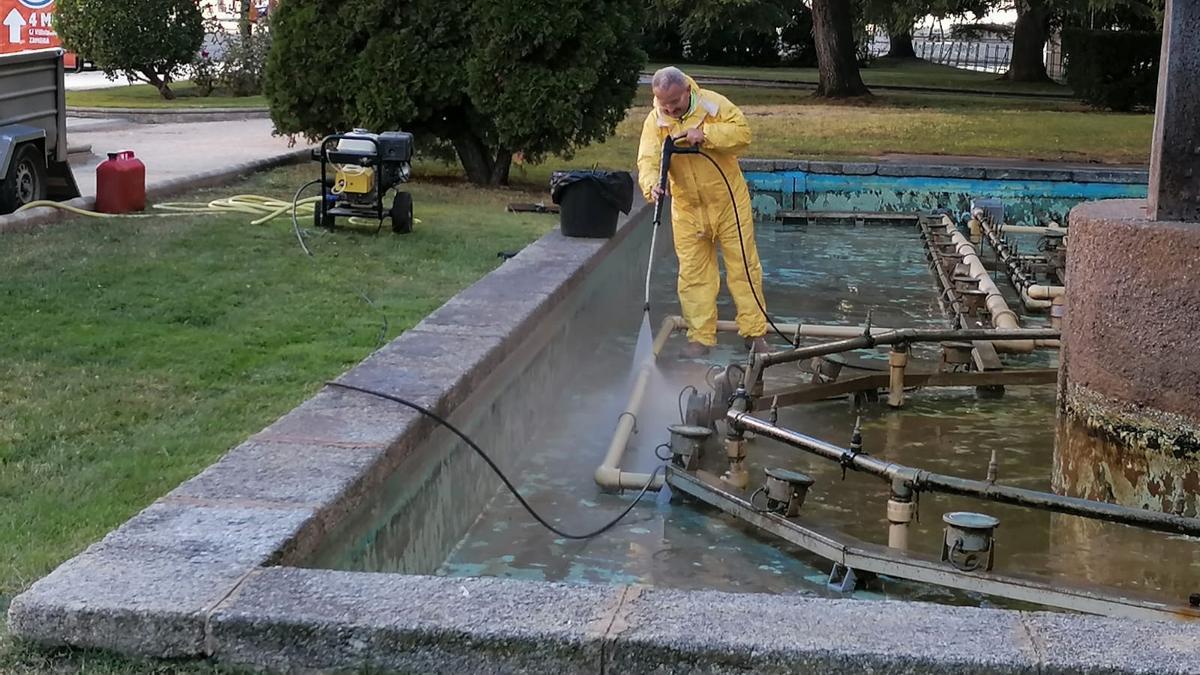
(0, 166, 552, 672)
(658, 57, 1071, 96)
(67, 81, 267, 109)
(473, 83, 1150, 188)
(65, 64, 1149, 167)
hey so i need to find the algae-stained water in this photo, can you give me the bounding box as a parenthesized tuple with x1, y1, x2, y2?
(436, 220, 1200, 607)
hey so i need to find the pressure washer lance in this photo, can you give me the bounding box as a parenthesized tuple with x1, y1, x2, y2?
(644, 135, 701, 313)
(645, 136, 798, 349)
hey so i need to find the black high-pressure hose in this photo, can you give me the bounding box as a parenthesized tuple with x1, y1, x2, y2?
(694, 148, 797, 348)
(655, 137, 795, 347)
(292, 180, 390, 345)
(328, 381, 664, 540)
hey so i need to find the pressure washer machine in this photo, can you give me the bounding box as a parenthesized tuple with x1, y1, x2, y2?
(312, 129, 415, 233)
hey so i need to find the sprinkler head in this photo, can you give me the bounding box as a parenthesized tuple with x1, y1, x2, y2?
(668, 424, 712, 470)
(850, 417, 863, 453)
(763, 467, 816, 517)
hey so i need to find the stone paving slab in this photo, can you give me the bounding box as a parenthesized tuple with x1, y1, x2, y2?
(7, 550, 248, 657)
(605, 587, 1039, 674)
(203, 569, 1200, 674)
(332, 328, 510, 415)
(7, 499, 315, 657)
(89, 500, 315, 566)
(167, 439, 387, 512)
(209, 568, 614, 674)
(1025, 610, 1200, 674)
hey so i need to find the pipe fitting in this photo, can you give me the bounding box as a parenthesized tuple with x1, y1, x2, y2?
(593, 465, 665, 492)
(1050, 295, 1066, 330)
(722, 436, 750, 489)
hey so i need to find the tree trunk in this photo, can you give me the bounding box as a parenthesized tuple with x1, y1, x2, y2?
(888, 31, 917, 59)
(451, 131, 510, 185)
(489, 148, 512, 186)
(142, 71, 175, 100)
(811, 0, 871, 98)
(240, 0, 253, 38)
(1003, 0, 1051, 82)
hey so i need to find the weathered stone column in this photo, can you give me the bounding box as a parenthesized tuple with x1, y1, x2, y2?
(1148, 0, 1200, 223)
(1055, 0, 1200, 517)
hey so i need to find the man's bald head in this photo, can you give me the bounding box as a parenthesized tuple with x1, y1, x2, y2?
(652, 66, 692, 119)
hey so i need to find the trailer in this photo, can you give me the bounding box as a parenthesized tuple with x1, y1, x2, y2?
(0, 48, 79, 215)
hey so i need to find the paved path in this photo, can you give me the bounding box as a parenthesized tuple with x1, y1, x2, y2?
(64, 71, 132, 91)
(65, 117, 305, 198)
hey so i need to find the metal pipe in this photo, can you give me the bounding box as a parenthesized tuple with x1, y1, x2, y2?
(1000, 224, 1068, 236)
(979, 218, 1065, 311)
(887, 346, 907, 408)
(727, 410, 1200, 538)
(666, 466, 1200, 622)
(714, 320, 896, 339)
(756, 327, 1061, 369)
(941, 217, 1033, 352)
(887, 480, 914, 550)
(1027, 284, 1066, 300)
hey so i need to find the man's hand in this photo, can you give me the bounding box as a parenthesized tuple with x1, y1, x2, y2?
(680, 125, 705, 146)
(650, 184, 669, 203)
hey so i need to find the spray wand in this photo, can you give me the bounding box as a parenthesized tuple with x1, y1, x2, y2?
(644, 135, 700, 313)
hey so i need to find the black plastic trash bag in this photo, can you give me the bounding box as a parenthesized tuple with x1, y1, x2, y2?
(549, 170, 635, 239)
(549, 170, 635, 214)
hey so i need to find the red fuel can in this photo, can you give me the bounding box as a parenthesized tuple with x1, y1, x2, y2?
(96, 151, 146, 214)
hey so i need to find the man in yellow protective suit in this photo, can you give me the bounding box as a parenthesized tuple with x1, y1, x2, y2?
(637, 66, 770, 359)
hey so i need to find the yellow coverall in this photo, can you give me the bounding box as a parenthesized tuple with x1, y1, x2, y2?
(636, 78, 768, 347)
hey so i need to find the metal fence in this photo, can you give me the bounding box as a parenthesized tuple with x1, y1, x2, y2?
(868, 32, 1068, 84)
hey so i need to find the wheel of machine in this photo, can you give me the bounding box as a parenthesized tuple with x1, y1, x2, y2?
(0, 143, 47, 215)
(391, 191, 413, 234)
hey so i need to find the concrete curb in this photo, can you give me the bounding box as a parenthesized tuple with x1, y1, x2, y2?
(205, 569, 1200, 674)
(67, 106, 270, 124)
(0, 148, 310, 234)
(738, 158, 1149, 185)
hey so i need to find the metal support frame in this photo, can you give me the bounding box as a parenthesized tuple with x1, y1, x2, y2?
(726, 409, 1200, 538)
(665, 466, 1200, 621)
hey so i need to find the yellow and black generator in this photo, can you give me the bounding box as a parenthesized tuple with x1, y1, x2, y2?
(312, 129, 414, 233)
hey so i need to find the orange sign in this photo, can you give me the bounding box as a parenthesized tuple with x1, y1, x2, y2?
(1, 0, 63, 55)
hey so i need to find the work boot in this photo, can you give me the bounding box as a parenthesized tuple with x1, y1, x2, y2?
(680, 341, 711, 359)
(746, 336, 770, 354)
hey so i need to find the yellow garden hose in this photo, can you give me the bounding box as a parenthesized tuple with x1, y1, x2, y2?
(17, 195, 323, 226)
(14, 194, 417, 228)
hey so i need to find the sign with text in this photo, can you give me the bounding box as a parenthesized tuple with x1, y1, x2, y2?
(2, 0, 59, 51)
(1, 0, 78, 68)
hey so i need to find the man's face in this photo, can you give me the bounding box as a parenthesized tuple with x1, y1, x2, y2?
(654, 82, 691, 119)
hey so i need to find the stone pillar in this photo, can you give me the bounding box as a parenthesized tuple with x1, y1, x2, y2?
(1056, 201, 1200, 517)
(1056, 0, 1200, 518)
(1148, 0, 1200, 222)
